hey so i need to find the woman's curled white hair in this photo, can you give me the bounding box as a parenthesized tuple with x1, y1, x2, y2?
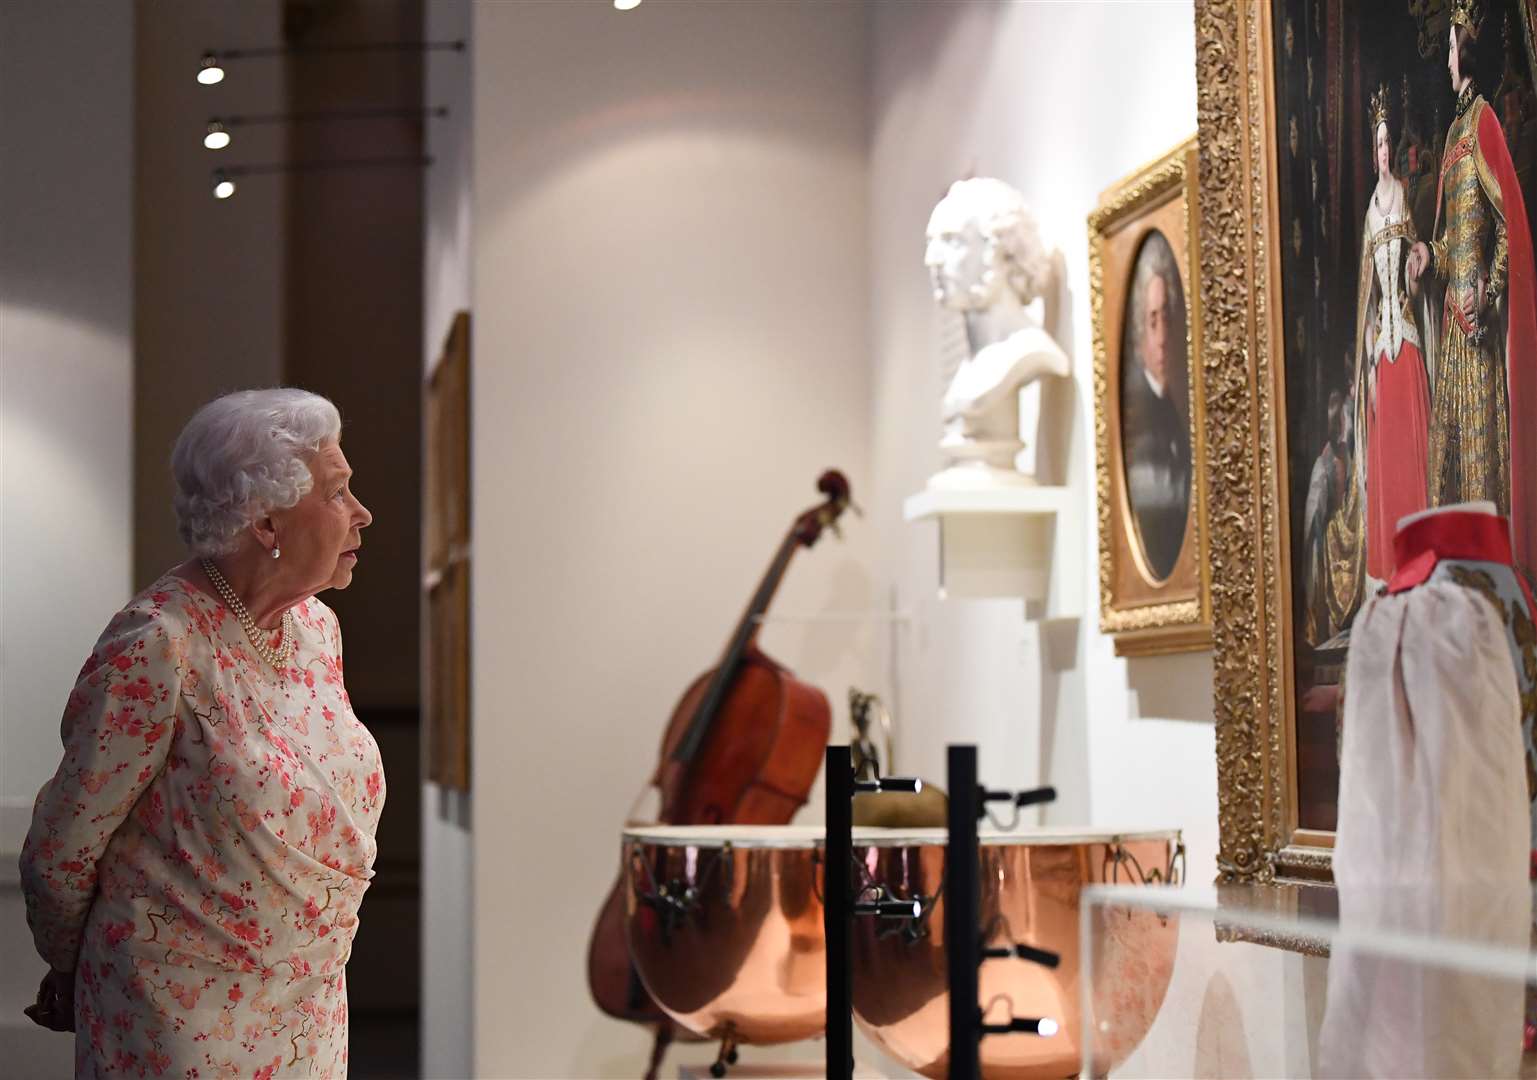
(172, 388, 342, 557)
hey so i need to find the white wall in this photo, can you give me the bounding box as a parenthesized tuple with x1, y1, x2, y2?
(863, 0, 1217, 832)
(870, 0, 1214, 888)
(0, 0, 135, 869)
(422, 0, 475, 1076)
(0, 2, 134, 1073)
(868, 3, 1317, 1076)
(469, 1, 872, 1074)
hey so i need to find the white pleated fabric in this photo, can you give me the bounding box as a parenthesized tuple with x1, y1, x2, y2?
(1319, 580, 1531, 1079)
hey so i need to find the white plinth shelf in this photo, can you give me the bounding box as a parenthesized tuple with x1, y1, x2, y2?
(903, 485, 1070, 518)
(903, 484, 1080, 616)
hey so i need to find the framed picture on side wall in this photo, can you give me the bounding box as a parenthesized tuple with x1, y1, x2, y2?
(1195, 0, 1537, 885)
(425, 310, 471, 791)
(1090, 136, 1213, 657)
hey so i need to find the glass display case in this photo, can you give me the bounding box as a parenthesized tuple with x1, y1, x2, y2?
(1081, 884, 1537, 1079)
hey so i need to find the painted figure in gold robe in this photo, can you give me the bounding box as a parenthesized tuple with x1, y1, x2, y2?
(1408, 2, 1537, 582)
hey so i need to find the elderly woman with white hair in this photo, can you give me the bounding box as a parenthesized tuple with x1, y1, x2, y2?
(19, 388, 378, 1078)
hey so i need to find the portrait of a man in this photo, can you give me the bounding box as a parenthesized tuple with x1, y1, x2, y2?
(1118, 228, 1192, 582)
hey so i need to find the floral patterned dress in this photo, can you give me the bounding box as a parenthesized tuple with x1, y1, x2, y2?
(19, 572, 384, 1078)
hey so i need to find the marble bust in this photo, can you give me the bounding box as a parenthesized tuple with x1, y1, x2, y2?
(924, 177, 1069, 488)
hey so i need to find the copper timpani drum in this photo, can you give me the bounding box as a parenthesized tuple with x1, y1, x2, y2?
(849, 826, 1183, 1079)
(622, 825, 826, 1051)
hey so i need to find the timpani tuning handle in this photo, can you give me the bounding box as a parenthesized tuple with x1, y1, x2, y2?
(853, 775, 923, 795)
(981, 943, 1061, 968)
(979, 1014, 1059, 1037)
(979, 784, 1057, 808)
(853, 897, 923, 919)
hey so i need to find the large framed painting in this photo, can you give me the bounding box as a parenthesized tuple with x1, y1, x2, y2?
(1197, 0, 1537, 883)
(1090, 136, 1213, 657)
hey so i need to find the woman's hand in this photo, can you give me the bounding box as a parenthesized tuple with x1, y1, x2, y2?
(22, 968, 75, 1032)
(1407, 242, 1430, 283)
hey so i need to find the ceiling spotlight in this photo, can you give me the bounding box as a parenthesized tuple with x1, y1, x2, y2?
(204, 120, 230, 150)
(212, 171, 236, 199)
(614, 0, 642, 9)
(198, 53, 225, 85)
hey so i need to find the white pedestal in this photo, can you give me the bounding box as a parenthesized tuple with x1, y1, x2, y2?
(902, 485, 1078, 616)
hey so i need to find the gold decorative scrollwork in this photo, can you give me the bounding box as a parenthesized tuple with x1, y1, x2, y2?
(1195, 0, 1292, 885)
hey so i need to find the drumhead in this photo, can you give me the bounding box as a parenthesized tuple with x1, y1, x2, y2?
(850, 825, 1181, 847)
(622, 824, 825, 848)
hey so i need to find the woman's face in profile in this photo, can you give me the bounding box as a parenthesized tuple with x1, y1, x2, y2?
(271, 440, 373, 593)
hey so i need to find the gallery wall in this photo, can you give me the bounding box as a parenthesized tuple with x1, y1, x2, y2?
(0, 2, 134, 1072)
(0, 0, 134, 853)
(868, 0, 1214, 893)
(467, 1, 873, 1074)
(421, 0, 474, 1076)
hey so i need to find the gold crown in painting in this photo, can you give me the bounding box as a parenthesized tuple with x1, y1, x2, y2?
(1369, 83, 1390, 132)
(1451, 0, 1485, 41)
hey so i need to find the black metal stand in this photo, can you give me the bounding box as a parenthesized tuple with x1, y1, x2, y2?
(946, 744, 1061, 1080)
(825, 745, 853, 1080)
(946, 745, 983, 1080)
(824, 745, 926, 1080)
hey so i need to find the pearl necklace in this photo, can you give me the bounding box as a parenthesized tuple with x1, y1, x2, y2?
(1372, 181, 1397, 217)
(201, 558, 296, 669)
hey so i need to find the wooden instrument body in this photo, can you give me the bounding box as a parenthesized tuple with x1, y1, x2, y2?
(657, 653, 830, 824)
(587, 654, 830, 1023)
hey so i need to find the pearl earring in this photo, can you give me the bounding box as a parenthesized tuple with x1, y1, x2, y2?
(271, 545, 281, 560)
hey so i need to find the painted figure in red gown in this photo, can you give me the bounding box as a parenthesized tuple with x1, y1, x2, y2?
(1311, 84, 1434, 640)
(1356, 82, 1433, 586)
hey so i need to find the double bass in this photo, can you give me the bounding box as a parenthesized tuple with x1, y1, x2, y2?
(586, 469, 854, 1073)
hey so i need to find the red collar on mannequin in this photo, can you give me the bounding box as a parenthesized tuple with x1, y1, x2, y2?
(1388, 509, 1515, 594)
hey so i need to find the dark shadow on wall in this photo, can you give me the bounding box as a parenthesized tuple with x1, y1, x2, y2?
(281, 0, 427, 1074)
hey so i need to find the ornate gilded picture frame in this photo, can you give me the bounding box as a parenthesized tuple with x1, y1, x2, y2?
(1090, 137, 1213, 658)
(1196, 0, 1537, 884)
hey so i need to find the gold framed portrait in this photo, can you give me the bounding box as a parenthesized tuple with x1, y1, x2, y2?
(1090, 136, 1212, 658)
(1195, 0, 1537, 885)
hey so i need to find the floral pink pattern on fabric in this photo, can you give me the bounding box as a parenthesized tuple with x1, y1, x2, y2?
(20, 572, 384, 1078)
